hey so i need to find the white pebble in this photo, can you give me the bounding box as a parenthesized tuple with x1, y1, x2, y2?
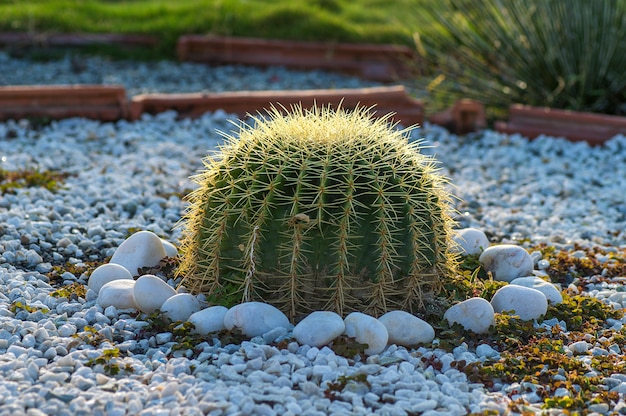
(132, 274, 177, 314)
(97, 280, 137, 310)
(378, 310, 435, 346)
(451, 228, 490, 255)
(161, 238, 178, 257)
(293, 311, 345, 348)
(223, 302, 291, 338)
(87, 263, 133, 294)
(537, 259, 550, 270)
(161, 293, 201, 322)
(479, 244, 534, 282)
(444, 297, 495, 334)
(109, 230, 167, 276)
(476, 343, 500, 359)
(510, 276, 563, 304)
(343, 312, 389, 355)
(490, 285, 548, 321)
(568, 340, 592, 354)
(188, 306, 228, 335)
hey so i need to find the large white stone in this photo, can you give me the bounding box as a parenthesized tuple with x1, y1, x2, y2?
(97, 280, 136, 310)
(293, 311, 345, 348)
(510, 276, 563, 304)
(87, 263, 133, 294)
(223, 302, 291, 338)
(479, 244, 534, 282)
(161, 293, 201, 322)
(378, 310, 435, 346)
(110, 230, 167, 276)
(133, 274, 177, 314)
(451, 228, 490, 255)
(188, 306, 228, 335)
(444, 297, 495, 334)
(344, 312, 389, 356)
(161, 239, 178, 258)
(490, 285, 548, 321)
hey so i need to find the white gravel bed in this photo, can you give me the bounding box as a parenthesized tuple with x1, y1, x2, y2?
(0, 52, 380, 96)
(0, 53, 625, 415)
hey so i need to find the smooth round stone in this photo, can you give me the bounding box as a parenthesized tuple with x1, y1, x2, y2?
(490, 285, 548, 321)
(133, 274, 177, 314)
(537, 259, 551, 270)
(510, 276, 563, 304)
(444, 297, 495, 334)
(87, 263, 133, 294)
(109, 230, 167, 276)
(97, 280, 136, 310)
(188, 306, 228, 335)
(223, 302, 291, 338)
(161, 239, 178, 257)
(451, 228, 490, 255)
(479, 244, 534, 282)
(161, 293, 201, 322)
(293, 311, 345, 348)
(378, 310, 435, 346)
(343, 312, 389, 356)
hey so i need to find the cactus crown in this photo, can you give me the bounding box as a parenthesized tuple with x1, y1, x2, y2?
(177, 105, 457, 321)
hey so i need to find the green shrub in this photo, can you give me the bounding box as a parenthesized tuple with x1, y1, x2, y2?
(176, 105, 457, 321)
(413, 0, 626, 117)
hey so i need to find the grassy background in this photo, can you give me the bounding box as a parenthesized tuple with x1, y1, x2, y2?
(0, 0, 432, 59)
(7, 1, 620, 118)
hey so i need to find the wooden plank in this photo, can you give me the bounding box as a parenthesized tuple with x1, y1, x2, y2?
(0, 85, 127, 121)
(177, 35, 419, 82)
(496, 104, 626, 145)
(129, 86, 424, 126)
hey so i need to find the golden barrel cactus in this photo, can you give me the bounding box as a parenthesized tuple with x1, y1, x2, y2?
(176, 105, 457, 321)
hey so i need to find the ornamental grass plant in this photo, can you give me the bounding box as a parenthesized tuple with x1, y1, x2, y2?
(412, 0, 626, 117)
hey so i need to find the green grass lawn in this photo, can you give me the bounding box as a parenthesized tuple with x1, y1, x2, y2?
(0, 0, 434, 59)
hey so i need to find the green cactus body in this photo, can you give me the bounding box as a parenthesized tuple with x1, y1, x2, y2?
(177, 105, 456, 321)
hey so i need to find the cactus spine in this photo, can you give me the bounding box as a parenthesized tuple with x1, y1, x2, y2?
(177, 105, 456, 321)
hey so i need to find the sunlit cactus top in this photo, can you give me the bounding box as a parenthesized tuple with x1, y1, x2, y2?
(176, 105, 457, 321)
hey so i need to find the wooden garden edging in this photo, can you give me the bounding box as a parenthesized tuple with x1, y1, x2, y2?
(0, 85, 128, 122)
(0, 84, 423, 127)
(428, 99, 486, 135)
(495, 104, 626, 146)
(129, 85, 423, 125)
(176, 35, 418, 82)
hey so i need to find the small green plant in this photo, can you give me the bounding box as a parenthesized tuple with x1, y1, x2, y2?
(463, 335, 621, 412)
(545, 293, 623, 332)
(136, 310, 213, 356)
(73, 326, 110, 347)
(177, 105, 457, 320)
(9, 301, 49, 314)
(324, 373, 371, 401)
(84, 348, 134, 376)
(50, 282, 87, 299)
(47, 260, 107, 287)
(413, 0, 626, 117)
(137, 256, 180, 279)
(0, 168, 71, 194)
(329, 334, 369, 359)
(442, 285, 626, 413)
(169, 321, 205, 353)
(532, 243, 626, 286)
